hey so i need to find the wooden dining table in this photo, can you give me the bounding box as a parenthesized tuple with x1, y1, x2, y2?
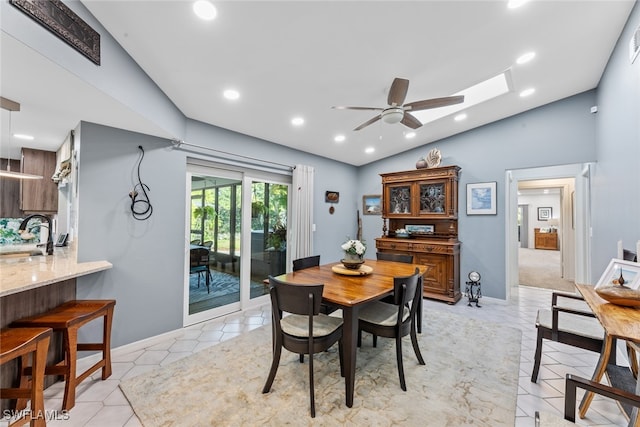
(575, 283, 640, 418)
(276, 258, 426, 408)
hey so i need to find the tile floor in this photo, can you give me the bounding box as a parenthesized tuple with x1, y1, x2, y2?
(3, 285, 631, 426)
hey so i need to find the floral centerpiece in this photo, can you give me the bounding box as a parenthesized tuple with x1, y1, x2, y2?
(341, 238, 366, 269)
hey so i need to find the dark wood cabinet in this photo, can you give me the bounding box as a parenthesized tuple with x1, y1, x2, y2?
(0, 159, 23, 217)
(20, 148, 58, 213)
(376, 166, 461, 304)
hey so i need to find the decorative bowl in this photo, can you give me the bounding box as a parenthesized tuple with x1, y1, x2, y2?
(595, 286, 640, 307)
(395, 232, 410, 238)
(341, 259, 364, 270)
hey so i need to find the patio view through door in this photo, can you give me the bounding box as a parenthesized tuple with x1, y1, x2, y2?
(185, 164, 289, 325)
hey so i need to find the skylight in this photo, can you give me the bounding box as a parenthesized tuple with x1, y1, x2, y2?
(411, 71, 512, 125)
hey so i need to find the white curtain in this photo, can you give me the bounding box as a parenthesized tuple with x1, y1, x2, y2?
(290, 165, 314, 263)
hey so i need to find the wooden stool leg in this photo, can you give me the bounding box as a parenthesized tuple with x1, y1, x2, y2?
(15, 353, 30, 411)
(102, 307, 113, 379)
(62, 327, 77, 411)
(30, 335, 50, 427)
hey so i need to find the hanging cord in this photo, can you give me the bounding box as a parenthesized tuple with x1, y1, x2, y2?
(129, 145, 153, 221)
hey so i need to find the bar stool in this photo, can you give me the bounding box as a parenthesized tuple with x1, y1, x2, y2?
(11, 300, 116, 411)
(1, 327, 52, 427)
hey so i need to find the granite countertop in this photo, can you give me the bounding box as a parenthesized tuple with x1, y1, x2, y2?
(0, 244, 112, 297)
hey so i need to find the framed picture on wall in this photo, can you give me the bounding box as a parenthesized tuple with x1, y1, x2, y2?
(538, 207, 552, 221)
(466, 182, 497, 215)
(362, 195, 381, 215)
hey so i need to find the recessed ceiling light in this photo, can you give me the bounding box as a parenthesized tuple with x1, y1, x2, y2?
(454, 113, 467, 122)
(520, 88, 535, 97)
(193, 1, 217, 21)
(365, 147, 375, 154)
(404, 132, 416, 139)
(334, 134, 345, 143)
(223, 89, 239, 100)
(507, 0, 529, 9)
(291, 117, 304, 126)
(516, 52, 536, 65)
(13, 133, 34, 140)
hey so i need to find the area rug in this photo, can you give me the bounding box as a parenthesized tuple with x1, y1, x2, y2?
(189, 271, 264, 304)
(120, 310, 521, 426)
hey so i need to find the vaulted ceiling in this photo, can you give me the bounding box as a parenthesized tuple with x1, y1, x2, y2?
(1, 1, 635, 166)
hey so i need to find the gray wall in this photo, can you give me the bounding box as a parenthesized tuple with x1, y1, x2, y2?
(358, 91, 598, 299)
(6, 0, 639, 346)
(75, 120, 358, 347)
(591, 2, 640, 275)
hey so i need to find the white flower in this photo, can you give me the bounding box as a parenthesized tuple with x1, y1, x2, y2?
(342, 239, 366, 256)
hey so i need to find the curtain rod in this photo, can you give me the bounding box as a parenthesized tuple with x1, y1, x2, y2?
(170, 139, 294, 172)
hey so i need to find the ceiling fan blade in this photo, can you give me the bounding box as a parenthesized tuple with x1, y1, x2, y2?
(404, 95, 465, 112)
(401, 113, 422, 129)
(387, 78, 410, 106)
(332, 106, 384, 111)
(354, 115, 382, 131)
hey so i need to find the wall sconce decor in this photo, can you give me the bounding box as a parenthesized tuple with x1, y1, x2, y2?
(325, 191, 339, 214)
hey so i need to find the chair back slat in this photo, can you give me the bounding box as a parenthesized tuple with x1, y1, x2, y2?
(269, 276, 323, 316)
(190, 247, 209, 267)
(293, 255, 321, 271)
(376, 252, 414, 263)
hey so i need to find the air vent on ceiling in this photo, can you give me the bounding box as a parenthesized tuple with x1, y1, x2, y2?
(631, 23, 640, 64)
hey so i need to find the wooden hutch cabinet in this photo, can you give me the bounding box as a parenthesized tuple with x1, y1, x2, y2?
(376, 165, 461, 304)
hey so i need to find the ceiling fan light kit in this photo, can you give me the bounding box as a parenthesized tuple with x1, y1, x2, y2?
(381, 107, 405, 124)
(333, 77, 465, 131)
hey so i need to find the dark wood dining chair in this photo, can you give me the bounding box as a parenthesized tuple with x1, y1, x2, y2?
(292, 255, 321, 271)
(189, 247, 211, 293)
(564, 372, 640, 425)
(376, 252, 414, 263)
(292, 255, 337, 316)
(531, 291, 612, 383)
(531, 249, 638, 383)
(357, 268, 424, 391)
(262, 276, 344, 418)
(375, 252, 422, 333)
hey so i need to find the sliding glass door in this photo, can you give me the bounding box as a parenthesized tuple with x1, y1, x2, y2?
(185, 163, 289, 325)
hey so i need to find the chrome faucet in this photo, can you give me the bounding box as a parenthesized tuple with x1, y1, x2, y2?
(19, 214, 54, 255)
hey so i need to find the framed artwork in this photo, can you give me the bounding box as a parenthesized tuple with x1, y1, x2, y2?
(466, 182, 497, 215)
(405, 224, 434, 234)
(537, 207, 552, 221)
(10, 0, 101, 65)
(362, 195, 381, 215)
(595, 258, 640, 291)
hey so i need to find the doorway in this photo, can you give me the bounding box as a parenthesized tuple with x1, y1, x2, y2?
(517, 183, 574, 292)
(505, 163, 593, 300)
(184, 163, 290, 326)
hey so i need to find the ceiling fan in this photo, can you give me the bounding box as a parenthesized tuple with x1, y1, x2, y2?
(332, 77, 464, 131)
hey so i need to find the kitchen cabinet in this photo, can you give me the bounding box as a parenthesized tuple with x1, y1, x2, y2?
(0, 159, 22, 217)
(20, 148, 58, 213)
(534, 228, 558, 250)
(376, 166, 461, 304)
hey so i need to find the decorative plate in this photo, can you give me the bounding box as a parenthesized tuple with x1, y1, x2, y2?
(332, 264, 373, 276)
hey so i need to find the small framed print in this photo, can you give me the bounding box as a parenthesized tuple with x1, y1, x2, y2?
(538, 207, 552, 221)
(362, 195, 381, 215)
(466, 182, 497, 215)
(595, 259, 640, 290)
